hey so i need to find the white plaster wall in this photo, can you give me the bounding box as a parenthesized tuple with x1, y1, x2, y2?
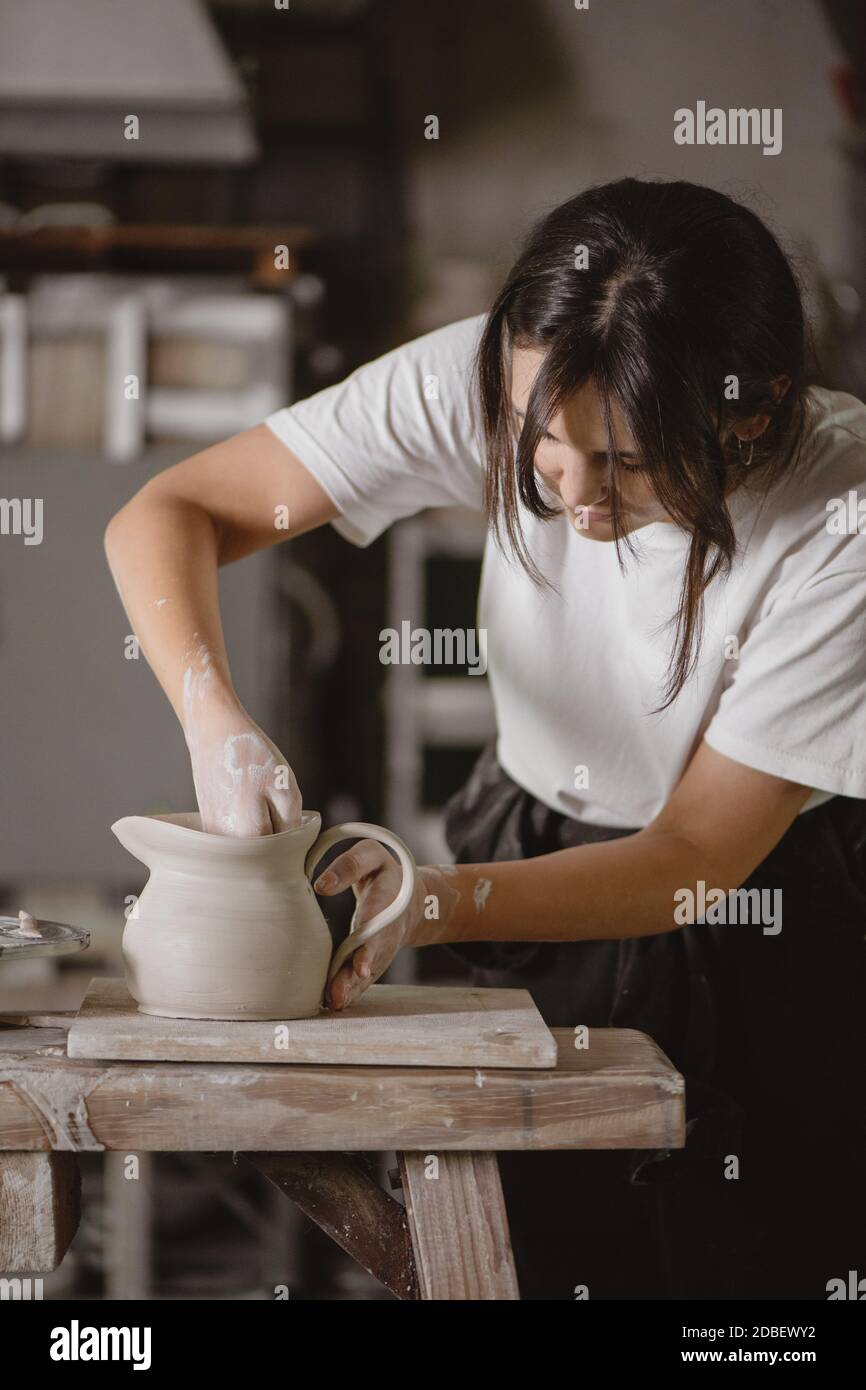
(402, 0, 850, 321)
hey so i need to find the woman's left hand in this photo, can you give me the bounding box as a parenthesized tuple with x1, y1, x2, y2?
(314, 840, 430, 1010)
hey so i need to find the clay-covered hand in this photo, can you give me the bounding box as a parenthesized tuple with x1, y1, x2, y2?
(184, 691, 302, 836)
(315, 845, 454, 1010)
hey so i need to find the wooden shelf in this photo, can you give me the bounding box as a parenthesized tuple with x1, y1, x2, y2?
(0, 225, 317, 287)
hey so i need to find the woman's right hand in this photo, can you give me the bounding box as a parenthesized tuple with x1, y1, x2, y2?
(184, 689, 302, 837)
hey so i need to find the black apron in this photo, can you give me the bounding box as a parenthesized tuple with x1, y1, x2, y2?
(443, 743, 866, 1300)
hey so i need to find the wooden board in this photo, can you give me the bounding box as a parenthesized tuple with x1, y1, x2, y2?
(66, 978, 558, 1069)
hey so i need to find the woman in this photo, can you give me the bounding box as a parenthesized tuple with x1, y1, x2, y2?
(106, 179, 866, 1300)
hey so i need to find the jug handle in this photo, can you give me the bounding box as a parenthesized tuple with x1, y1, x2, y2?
(304, 822, 417, 984)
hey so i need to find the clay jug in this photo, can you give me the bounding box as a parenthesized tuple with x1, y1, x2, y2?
(112, 811, 416, 1020)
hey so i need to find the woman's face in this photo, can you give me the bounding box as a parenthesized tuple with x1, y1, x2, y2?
(510, 346, 673, 541)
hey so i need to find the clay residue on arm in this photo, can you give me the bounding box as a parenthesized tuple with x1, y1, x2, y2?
(182, 636, 303, 836)
(181, 637, 217, 724)
(410, 865, 464, 946)
(472, 877, 493, 912)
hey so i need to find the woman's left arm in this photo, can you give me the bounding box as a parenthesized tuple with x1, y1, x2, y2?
(320, 742, 813, 1007)
(417, 742, 813, 947)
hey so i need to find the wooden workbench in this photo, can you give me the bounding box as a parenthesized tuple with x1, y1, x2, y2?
(0, 1016, 684, 1300)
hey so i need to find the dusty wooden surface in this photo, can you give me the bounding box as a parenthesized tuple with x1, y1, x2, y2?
(399, 1152, 519, 1300)
(66, 977, 559, 1069)
(0, 1151, 80, 1272)
(242, 1152, 418, 1300)
(0, 1018, 685, 1153)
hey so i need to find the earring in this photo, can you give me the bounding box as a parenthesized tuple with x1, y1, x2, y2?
(737, 436, 754, 467)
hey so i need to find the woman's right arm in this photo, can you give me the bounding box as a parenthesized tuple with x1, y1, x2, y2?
(104, 424, 339, 835)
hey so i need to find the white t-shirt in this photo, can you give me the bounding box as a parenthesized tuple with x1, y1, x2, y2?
(265, 315, 866, 829)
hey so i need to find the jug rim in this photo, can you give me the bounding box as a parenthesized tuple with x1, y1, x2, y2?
(111, 809, 323, 848)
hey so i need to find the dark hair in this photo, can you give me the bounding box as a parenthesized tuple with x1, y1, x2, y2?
(475, 177, 814, 708)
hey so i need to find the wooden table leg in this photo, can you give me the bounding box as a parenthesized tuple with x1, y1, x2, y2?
(398, 1151, 520, 1300)
(0, 1152, 80, 1273)
(241, 1152, 419, 1300)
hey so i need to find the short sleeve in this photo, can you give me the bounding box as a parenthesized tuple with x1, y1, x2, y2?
(263, 316, 486, 547)
(704, 564, 866, 798)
